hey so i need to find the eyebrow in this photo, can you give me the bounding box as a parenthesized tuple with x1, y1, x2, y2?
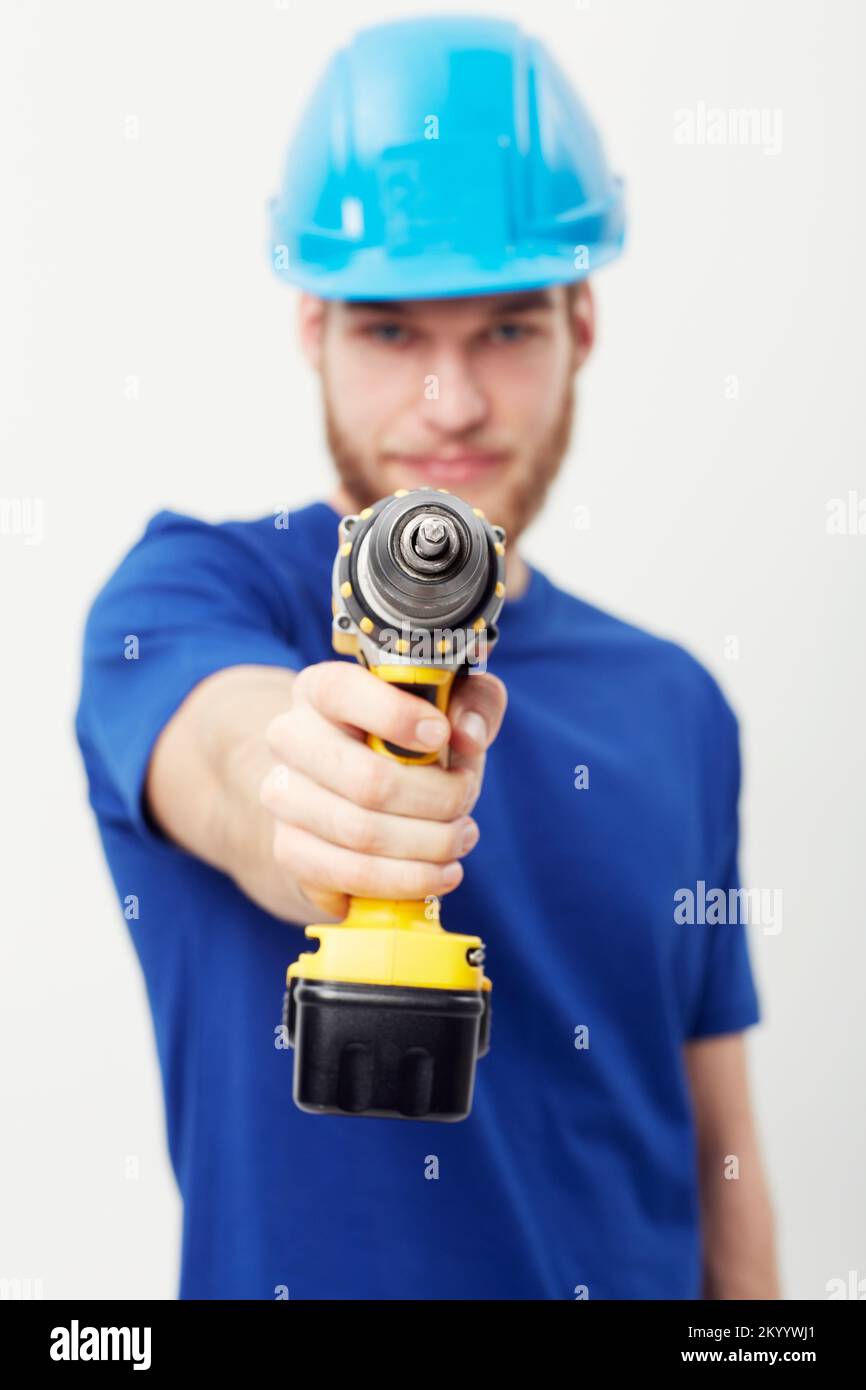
(344, 300, 410, 313)
(486, 292, 555, 316)
(343, 291, 555, 316)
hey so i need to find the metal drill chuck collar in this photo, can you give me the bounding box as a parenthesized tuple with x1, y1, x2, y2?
(332, 489, 507, 668)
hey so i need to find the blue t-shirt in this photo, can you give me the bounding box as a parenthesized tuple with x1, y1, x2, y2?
(74, 498, 761, 1300)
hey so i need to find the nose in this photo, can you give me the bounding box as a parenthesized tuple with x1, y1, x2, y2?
(417, 347, 489, 436)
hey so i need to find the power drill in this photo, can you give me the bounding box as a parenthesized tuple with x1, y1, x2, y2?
(282, 487, 507, 1121)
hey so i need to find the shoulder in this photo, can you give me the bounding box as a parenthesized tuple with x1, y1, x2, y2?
(89, 500, 334, 605)
(81, 502, 340, 664)
(136, 508, 279, 565)
(84, 509, 275, 610)
(80, 510, 293, 648)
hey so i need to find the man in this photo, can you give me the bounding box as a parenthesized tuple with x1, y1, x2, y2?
(75, 16, 778, 1299)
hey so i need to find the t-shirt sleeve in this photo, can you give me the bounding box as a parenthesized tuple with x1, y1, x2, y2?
(75, 511, 305, 846)
(685, 676, 763, 1040)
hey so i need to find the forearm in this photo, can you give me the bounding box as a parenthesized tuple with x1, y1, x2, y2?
(685, 1033, 781, 1300)
(696, 1136, 780, 1298)
(144, 663, 317, 925)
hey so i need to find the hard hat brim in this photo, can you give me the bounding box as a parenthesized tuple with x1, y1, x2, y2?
(271, 239, 625, 301)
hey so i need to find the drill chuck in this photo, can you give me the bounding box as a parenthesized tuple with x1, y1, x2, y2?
(332, 489, 506, 670)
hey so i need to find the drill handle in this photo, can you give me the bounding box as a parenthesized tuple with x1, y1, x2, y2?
(366, 665, 457, 764)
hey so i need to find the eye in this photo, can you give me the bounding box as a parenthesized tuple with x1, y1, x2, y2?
(488, 322, 533, 344)
(364, 323, 413, 345)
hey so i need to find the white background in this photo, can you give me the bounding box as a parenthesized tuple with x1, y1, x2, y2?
(1, 0, 863, 1299)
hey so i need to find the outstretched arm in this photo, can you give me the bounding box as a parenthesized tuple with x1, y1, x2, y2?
(144, 660, 505, 927)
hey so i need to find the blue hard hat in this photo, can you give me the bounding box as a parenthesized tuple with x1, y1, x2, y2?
(269, 15, 626, 300)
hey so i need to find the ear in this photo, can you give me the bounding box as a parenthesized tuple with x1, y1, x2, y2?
(569, 279, 596, 372)
(297, 293, 328, 370)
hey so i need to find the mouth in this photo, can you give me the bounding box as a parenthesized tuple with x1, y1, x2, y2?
(387, 452, 509, 485)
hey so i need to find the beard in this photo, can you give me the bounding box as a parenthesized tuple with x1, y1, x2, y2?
(321, 373, 576, 543)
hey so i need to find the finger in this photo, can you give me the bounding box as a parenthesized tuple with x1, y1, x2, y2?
(447, 671, 508, 759)
(273, 823, 465, 901)
(261, 764, 480, 862)
(266, 706, 478, 821)
(295, 883, 349, 921)
(294, 660, 451, 755)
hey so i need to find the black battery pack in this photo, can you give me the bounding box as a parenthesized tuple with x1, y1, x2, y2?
(284, 977, 491, 1122)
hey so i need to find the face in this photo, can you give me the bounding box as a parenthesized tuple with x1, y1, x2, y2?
(298, 283, 595, 542)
